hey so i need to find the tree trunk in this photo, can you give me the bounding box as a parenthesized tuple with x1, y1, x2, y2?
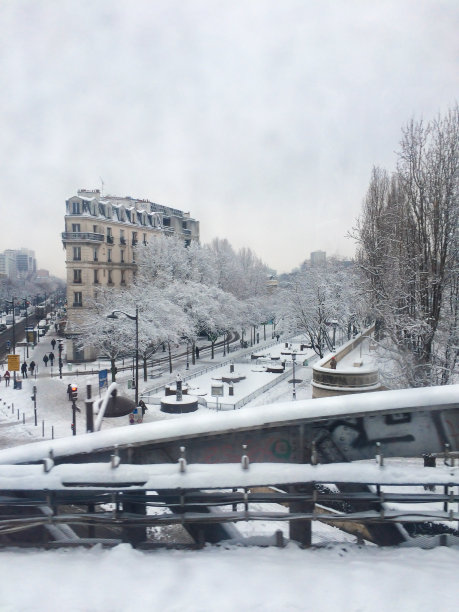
(110, 358, 116, 382)
(168, 342, 173, 374)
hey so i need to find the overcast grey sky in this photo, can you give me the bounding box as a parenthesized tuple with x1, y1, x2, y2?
(0, 0, 457, 278)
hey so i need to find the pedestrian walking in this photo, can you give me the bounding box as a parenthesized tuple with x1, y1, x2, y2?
(4, 370, 10, 386)
(43, 354, 49, 367)
(49, 352, 55, 366)
(67, 384, 72, 401)
(51, 339, 56, 350)
(21, 362, 28, 378)
(29, 360, 36, 375)
(139, 399, 148, 417)
(195, 346, 200, 360)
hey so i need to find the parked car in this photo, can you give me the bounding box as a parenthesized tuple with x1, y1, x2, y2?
(0, 323, 7, 332)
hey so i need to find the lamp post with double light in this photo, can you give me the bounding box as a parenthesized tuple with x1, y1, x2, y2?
(107, 306, 139, 407)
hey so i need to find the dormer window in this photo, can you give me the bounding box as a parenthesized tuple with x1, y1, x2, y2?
(72, 201, 81, 214)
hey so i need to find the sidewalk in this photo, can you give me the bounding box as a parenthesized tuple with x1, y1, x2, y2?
(0, 327, 314, 450)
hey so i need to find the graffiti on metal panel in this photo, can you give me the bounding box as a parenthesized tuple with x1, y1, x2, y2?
(270, 439, 292, 459)
(329, 417, 414, 449)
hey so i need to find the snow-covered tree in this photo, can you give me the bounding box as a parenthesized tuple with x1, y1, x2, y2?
(354, 106, 459, 387)
(74, 288, 135, 381)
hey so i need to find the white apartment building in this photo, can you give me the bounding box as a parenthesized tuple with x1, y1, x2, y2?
(62, 189, 200, 361)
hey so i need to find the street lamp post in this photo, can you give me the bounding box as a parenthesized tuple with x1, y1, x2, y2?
(107, 306, 139, 407)
(292, 351, 297, 400)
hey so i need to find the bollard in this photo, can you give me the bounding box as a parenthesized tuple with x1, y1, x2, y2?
(275, 530, 284, 548)
(17, 409, 19, 420)
(22, 413, 25, 424)
(42, 420, 45, 437)
(34, 408, 37, 427)
(375, 441, 384, 466)
(51, 425, 54, 440)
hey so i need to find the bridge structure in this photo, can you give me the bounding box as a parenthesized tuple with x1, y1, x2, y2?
(0, 384, 458, 549)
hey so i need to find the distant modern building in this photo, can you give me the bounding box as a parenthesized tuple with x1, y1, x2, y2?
(62, 189, 200, 361)
(15, 248, 37, 277)
(310, 250, 326, 267)
(0, 248, 36, 279)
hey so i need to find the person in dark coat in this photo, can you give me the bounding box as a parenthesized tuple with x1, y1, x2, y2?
(48, 352, 55, 366)
(67, 384, 72, 401)
(43, 354, 49, 367)
(139, 399, 148, 417)
(29, 360, 36, 375)
(21, 362, 28, 378)
(51, 339, 56, 350)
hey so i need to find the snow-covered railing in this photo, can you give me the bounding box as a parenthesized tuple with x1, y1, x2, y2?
(141, 336, 296, 400)
(206, 367, 294, 410)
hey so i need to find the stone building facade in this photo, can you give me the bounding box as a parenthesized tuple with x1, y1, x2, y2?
(62, 189, 199, 361)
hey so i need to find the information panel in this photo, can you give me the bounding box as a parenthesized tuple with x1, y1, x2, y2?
(8, 354, 20, 371)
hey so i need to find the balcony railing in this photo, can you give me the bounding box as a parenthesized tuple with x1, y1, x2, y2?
(107, 235, 114, 244)
(62, 232, 104, 243)
(120, 237, 126, 245)
(72, 302, 83, 308)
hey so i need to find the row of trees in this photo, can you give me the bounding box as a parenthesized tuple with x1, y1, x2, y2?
(353, 105, 458, 387)
(76, 235, 363, 382)
(76, 237, 281, 380)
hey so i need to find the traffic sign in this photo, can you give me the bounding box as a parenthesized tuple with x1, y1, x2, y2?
(99, 369, 108, 389)
(8, 354, 20, 371)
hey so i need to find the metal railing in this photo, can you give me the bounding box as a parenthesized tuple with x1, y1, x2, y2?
(61, 232, 104, 242)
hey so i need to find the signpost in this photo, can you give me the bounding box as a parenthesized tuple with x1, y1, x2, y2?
(8, 354, 20, 371)
(98, 369, 108, 393)
(211, 383, 224, 411)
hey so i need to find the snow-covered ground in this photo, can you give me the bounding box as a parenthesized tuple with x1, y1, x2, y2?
(1, 543, 458, 612)
(1, 327, 459, 611)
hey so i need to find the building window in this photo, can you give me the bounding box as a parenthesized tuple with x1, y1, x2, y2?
(73, 269, 82, 284)
(132, 232, 138, 246)
(120, 250, 125, 263)
(182, 221, 187, 230)
(107, 228, 114, 244)
(163, 217, 170, 227)
(94, 269, 99, 284)
(73, 292, 82, 307)
(108, 270, 113, 285)
(73, 247, 81, 261)
(107, 249, 112, 263)
(143, 233, 147, 245)
(93, 248, 98, 262)
(72, 223, 81, 232)
(72, 201, 81, 214)
(93, 225, 98, 233)
(121, 270, 126, 285)
(120, 230, 126, 245)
